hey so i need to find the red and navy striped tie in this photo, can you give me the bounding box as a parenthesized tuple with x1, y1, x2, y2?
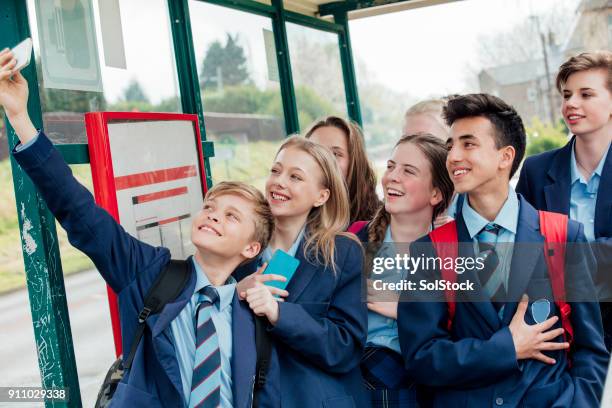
(189, 286, 221, 408)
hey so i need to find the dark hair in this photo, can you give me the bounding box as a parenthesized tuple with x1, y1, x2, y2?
(443, 93, 526, 178)
(305, 116, 382, 223)
(368, 133, 454, 243)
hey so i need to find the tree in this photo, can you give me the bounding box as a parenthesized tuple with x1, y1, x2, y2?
(122, 79, 149, 103)
(525, 117, 568, 157)
(200, 33, 250, 90)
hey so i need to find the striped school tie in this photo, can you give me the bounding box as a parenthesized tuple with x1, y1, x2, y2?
(189, 286, 221, 408)
(476, 223, 504, 309)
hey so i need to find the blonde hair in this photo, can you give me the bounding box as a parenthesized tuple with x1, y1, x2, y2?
(276, 136, 359, 273)
(556, 50, 612, 93)
(206, 181, 274, 253)
(304, 116, 381, 223)
(403, 99, 449, 139)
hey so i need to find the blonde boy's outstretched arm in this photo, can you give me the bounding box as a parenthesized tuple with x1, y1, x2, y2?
(0, 49, 36, 143)
(0, 48, 169, 293)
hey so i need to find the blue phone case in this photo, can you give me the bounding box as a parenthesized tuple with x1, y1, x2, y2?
(263, 249, 300, 290)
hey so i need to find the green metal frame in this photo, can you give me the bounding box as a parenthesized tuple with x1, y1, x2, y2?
(334, 11, 363, 125)
(168, 0, 216, 188)
(1, 2, 82, 407)
(196, 0, 363, 129)
(271, 0, 300, 134)
(1, 0, 364, 405)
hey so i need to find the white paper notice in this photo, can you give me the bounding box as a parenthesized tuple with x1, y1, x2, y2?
(35, 0, 103, 92)
(108, 120, 204, 260)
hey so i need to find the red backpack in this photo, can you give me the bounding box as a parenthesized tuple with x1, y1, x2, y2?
(429, 211, 573, 357)
(348, 221, 368, 235)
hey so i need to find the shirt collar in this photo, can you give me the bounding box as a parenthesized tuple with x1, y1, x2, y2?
(192, 257, 236, 311)
(384, 225, 393, 243)
(462, 187, 519, 239)
(261, 225, 306, 262)
(570, 139, 610, 184)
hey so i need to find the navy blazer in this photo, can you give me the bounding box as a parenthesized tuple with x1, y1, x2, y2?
(516, 138, 612, 293)
(234, 234, 369, 408)
(13, 133, 281, 408)
(397, 195, 608, 407)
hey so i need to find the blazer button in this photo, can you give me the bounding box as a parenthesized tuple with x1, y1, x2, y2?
(495, 397, 504, 405)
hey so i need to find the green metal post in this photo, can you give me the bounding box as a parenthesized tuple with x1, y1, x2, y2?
(168, 0, 215, 188)
(271, 0, 300, 134)
(334, 11, 363, 126)
(1, 2, 82, 407)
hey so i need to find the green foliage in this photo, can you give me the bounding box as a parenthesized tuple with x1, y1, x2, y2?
(201, 33, 250, 90)
(203, 85, 275, 114)
(525, 117, 568, 156)
(122, 79, 150, 103)
(107, 96, 180, 113)
(201, 84, 335, 128)
(42, 88, 106, 113)
(294, 86, 337, 129)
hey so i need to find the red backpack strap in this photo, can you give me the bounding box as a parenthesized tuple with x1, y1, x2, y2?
(429, 221, 459, 331)
(538, 211, 573, 355)
(348, 221, 368, 235)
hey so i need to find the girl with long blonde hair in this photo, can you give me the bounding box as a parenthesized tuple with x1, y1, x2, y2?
(236, 136, 368, 407)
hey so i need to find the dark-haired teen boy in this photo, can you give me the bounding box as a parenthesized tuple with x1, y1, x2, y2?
(517, 51, 612, 350)
(397, 93, 608, 407)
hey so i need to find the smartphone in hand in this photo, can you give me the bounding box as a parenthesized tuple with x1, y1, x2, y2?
(11, 38, 33, 72)
(263, 249, 300, 291)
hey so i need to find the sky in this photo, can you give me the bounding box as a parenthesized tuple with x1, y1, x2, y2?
(24, 0, 581, 105)
(350, 0, 581, 99)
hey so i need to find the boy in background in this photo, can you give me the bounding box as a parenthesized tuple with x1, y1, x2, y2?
(517, 50, 612, 349)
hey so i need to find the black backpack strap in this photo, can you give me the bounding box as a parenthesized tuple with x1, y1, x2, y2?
(252, 316, 273, 408)
(123, 259, 191, 370)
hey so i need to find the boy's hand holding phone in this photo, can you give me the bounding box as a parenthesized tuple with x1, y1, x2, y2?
(0, 44, 37, 144)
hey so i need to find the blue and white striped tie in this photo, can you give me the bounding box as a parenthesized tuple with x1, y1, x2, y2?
(189, 286, 221, 408)
(476, 223, 504, 309)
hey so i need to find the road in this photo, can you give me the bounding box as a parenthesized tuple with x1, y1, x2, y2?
(0, 269, 115, 407)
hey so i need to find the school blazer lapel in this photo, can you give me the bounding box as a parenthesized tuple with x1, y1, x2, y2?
(148, 262, 197, 405)
(501, 197, 544, 325)
(286, 239, 318, 302)
(595, 146, 612, 238)
(454, 214, 502, 331)
(544, 139, 573, 215)
(231, 293, 257, 408)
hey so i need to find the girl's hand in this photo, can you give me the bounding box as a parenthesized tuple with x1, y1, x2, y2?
(367, 301, 398, 320)
(245, 281, 285, 325)
(366, 278, 399, 319)
(236, 262, 288, 300)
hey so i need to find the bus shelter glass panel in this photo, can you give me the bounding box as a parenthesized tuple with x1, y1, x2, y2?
(286, 23, 348, 130)
(25, 0, 182, 144)
(188, 1, 286, 188)
(351, 0, 587, 184)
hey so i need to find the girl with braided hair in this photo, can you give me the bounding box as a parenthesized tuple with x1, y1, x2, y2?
(352, 133, 454, 408)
